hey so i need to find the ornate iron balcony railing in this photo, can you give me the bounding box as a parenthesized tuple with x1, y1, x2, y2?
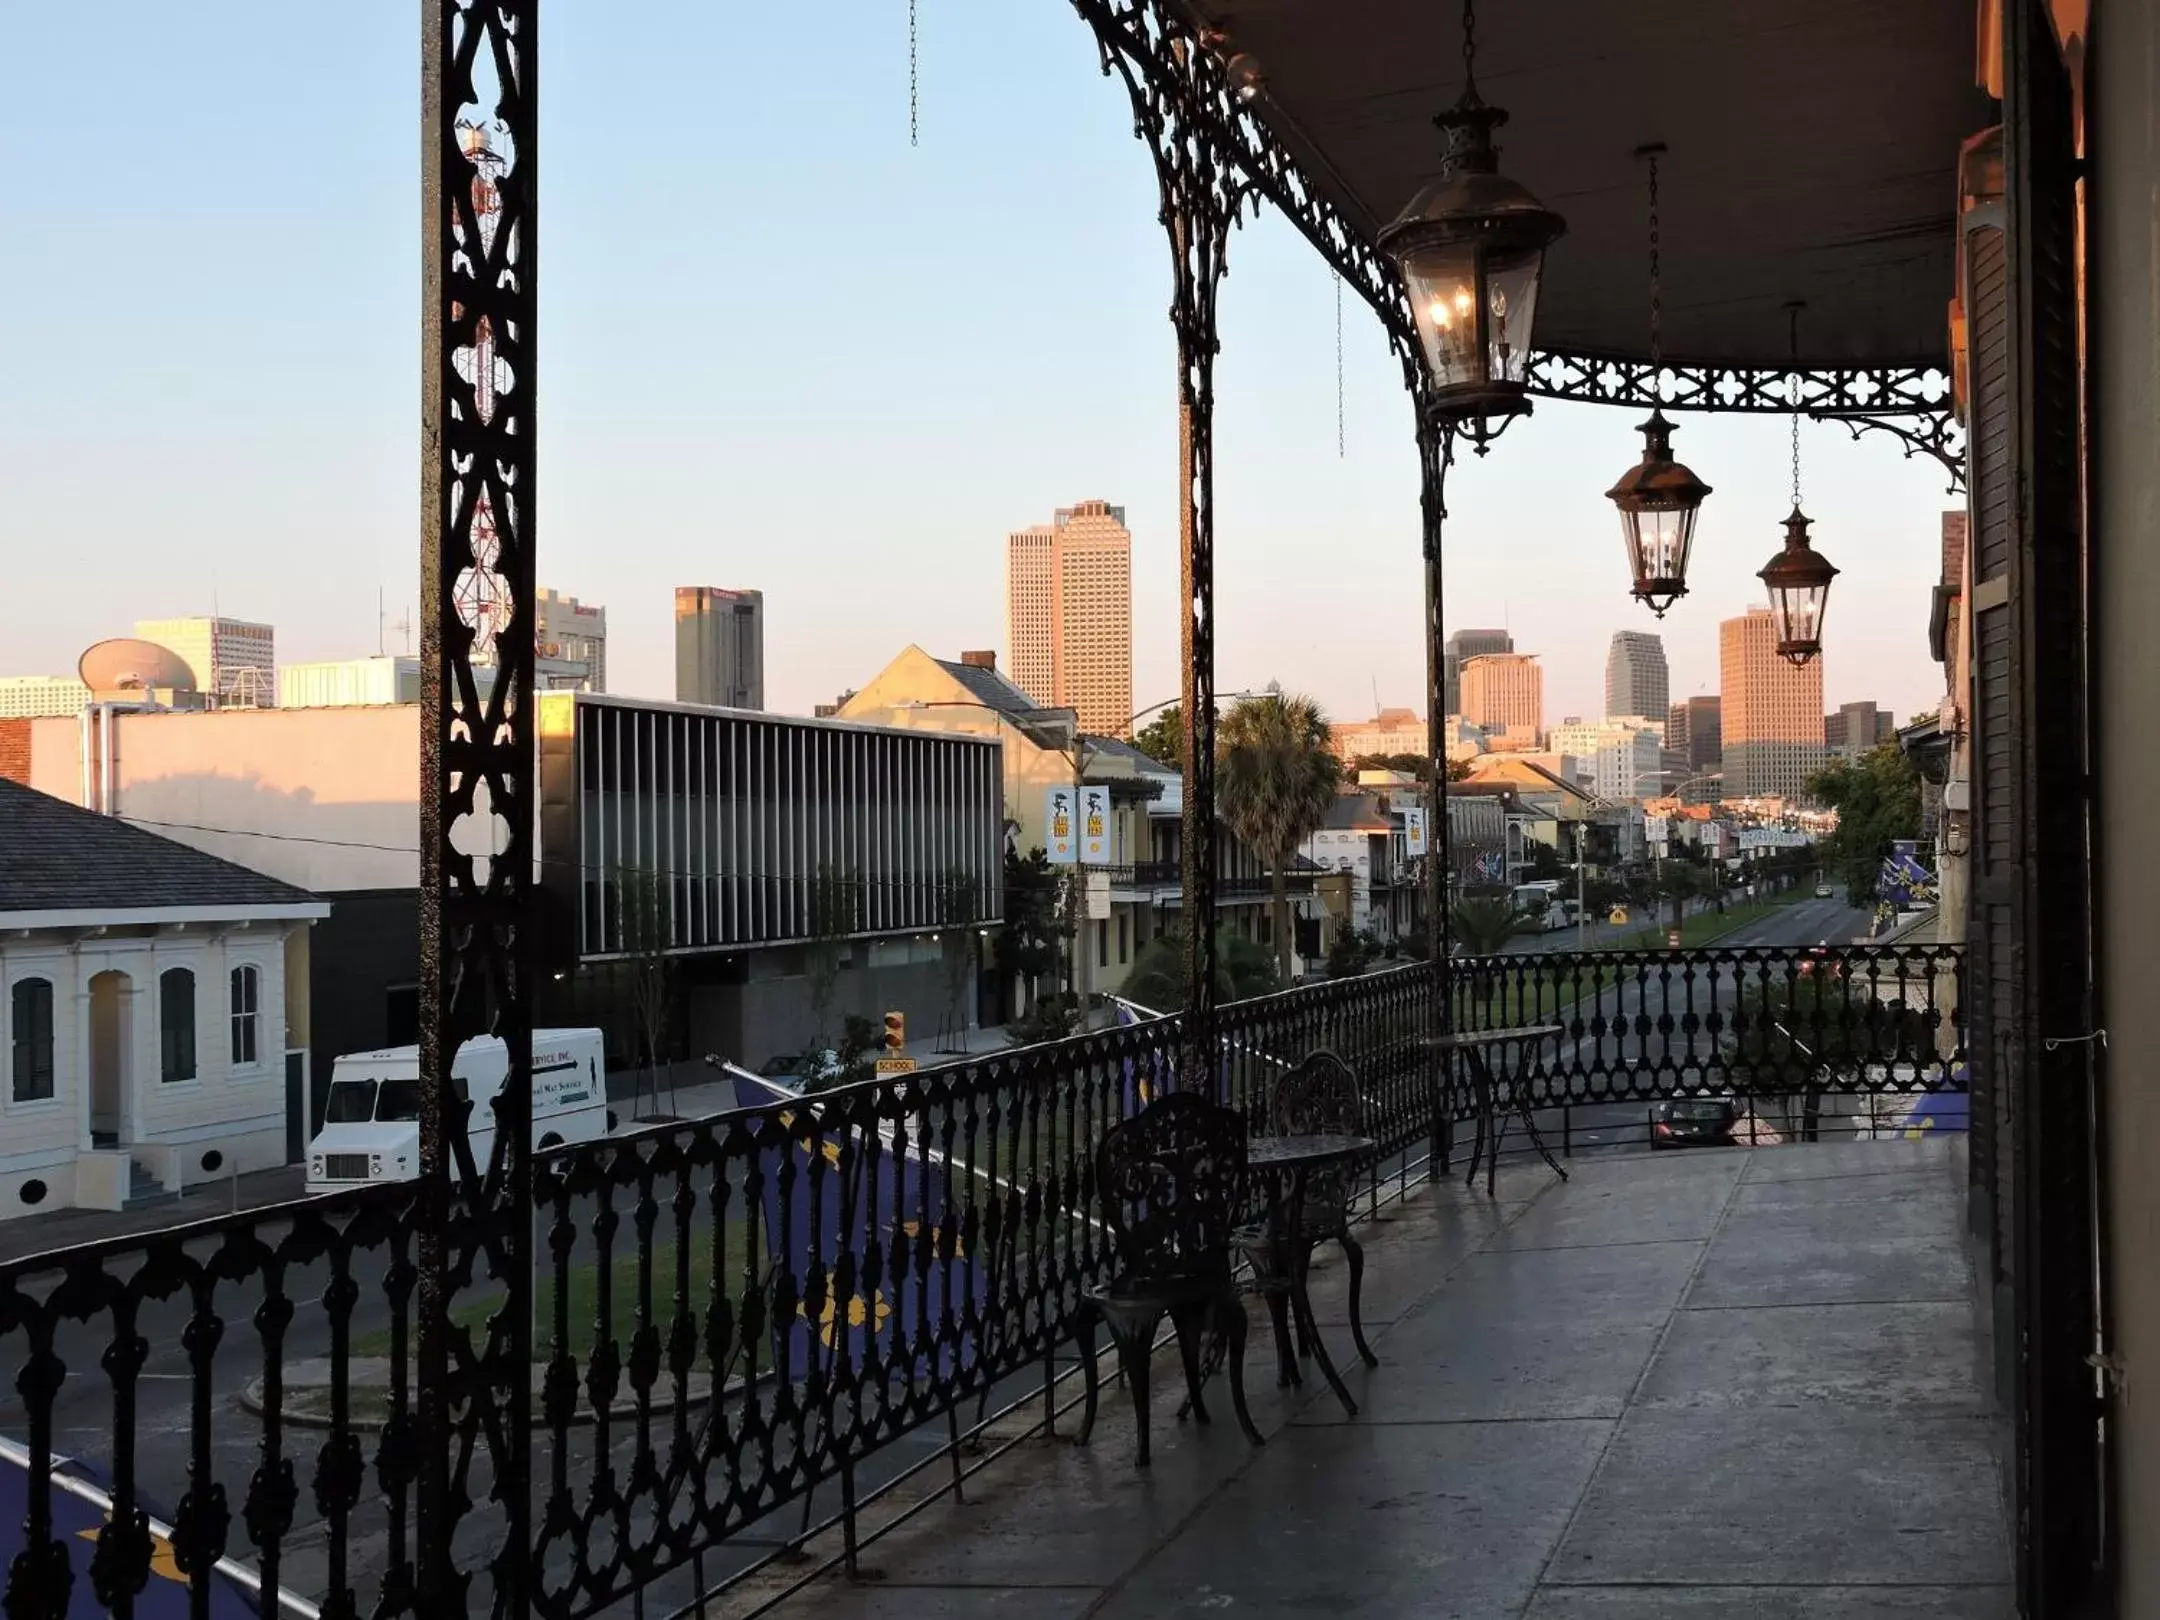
(0, 942, 1964, 1619)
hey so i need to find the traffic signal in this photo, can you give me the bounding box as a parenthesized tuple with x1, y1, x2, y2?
(882, 1011, 906, 1054)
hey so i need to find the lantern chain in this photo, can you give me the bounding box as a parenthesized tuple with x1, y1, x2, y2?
(1786, 300, 1804, 507)
(1646, 148, 1662, 365)
(1335, 269, 1345, 458)
(909, 0, 919, 147)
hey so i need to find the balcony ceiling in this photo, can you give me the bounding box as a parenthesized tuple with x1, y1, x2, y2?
(1184, 0, 1996, 367)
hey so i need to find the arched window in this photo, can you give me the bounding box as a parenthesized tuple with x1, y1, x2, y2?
(9, 980, 54, 1103)
(159, 968, 196, 1083)
(229, 965, 261, 1067)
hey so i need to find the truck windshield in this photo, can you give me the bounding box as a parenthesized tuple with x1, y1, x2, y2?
(324, 1081, 377, 1123)
(375, 1080, 425, 1122)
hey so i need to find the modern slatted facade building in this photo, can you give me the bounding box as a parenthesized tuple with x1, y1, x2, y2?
(538, 693, 1003, 962)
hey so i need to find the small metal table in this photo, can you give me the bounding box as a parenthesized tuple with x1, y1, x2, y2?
(1246, 1132, 1375, 1418)
(1424, 1026, 1568, 1196)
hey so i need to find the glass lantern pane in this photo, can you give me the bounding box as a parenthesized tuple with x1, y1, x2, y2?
(1643, 507, 1695, 585)
(1403, 244, 1484, 389)
(1484, 248, 1543, 386)
(1772, 582, 1829, 649)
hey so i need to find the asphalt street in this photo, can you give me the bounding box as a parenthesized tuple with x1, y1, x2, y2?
(1492, 891, 1880, 1157)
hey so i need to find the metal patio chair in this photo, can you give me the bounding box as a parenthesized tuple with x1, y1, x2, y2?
(1075, 1091, 1262, 1468)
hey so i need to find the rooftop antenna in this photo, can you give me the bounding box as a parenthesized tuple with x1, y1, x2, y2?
(378, 586, 385, 656)
(1371, 673, 1382, 717)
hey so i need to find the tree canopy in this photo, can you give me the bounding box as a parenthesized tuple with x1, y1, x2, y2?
(1218, 688, 1341, 979)
(1805, 743, 1922, 903)
(1120, 927, 1282, 1012)
(1133, 704, 1182, 767)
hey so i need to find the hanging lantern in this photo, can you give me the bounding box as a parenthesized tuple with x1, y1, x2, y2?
(1378, 0, 1564, 446)
(1759, 508, 1839, 664)
(1761, 309, 1835, 665)
(1605, 146, 1708, 615)
(1608, 409, 1711, 616)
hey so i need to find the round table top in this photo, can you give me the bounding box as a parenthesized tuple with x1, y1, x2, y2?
(1420, 1025, 1564, 1051)
(1248, 1132, 1375, 1168)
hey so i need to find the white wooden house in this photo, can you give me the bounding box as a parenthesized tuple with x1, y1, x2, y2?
(0, 780, 328, 1217)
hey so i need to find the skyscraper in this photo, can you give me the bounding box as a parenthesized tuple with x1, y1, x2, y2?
(1720, 608, 1824, 799)
(1825, 700, 1897, 759)
(134, 616, 276, 705)
(1666, 695, 1723, 775)
(535, 587, 607, 692)
(674, 587, 764, 709)
(1604, 630, 1670, 722)
(1442, 628, 1513, 715)
(1459, 652, 1543, 740)
(1005, 499, 1133, 737)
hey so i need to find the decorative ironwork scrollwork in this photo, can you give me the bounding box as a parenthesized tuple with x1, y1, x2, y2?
(420, 1, 538, 1613)
(1076, 0, 1959, 480)
(1078, 0, 1251, 1081)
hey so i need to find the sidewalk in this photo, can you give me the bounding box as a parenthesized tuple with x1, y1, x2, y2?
(0, 1164, 310, 1266)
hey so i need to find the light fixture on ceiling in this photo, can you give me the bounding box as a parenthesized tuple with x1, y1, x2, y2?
(1606, 144, 1710, 618)
(1759, 304, 1838, 665)
(1377, 0, 1565, 451)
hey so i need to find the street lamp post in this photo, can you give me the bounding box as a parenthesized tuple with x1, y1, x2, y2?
(896, 690, 1260, 1018)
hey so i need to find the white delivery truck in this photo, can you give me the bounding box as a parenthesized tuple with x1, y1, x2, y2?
(306, 1028, 610, 1191)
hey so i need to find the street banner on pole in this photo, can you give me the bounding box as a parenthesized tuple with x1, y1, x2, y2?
(1046, 787, 1078, 864)
(1079, 785, 1111, 865)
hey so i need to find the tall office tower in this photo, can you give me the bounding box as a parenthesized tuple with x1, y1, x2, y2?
(1720, 607, 1825, 799)
(134, 616, 276, 706)
(1665, 695, 1724, 774)
(674, 587, 765, 709)
(535, 587, 608, 692)
(1458, 652, 1543, 739)
(1825, 700, 1897, 759)
(1604, 630, 1670, 722)
(1005, 499, 1133, 737)
(1442, 627, 1514, 715)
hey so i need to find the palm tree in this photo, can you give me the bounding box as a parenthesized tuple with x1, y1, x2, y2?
(1218, 687, 1341, 981)
(1448, 895, 1519, 956)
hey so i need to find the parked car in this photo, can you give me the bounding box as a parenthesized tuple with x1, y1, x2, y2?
(1651, 1096, 1739, 1149)
(1798, 943, 1847, 979)
(1814, 884, 1835, 898)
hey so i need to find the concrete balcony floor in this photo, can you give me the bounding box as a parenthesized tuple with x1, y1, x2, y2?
(750, 1137, 2010, 1619)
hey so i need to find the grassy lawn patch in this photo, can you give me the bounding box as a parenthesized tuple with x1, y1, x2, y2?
(1616, 890, 1807, 952)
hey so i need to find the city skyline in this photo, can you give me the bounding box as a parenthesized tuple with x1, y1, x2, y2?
(1604, 630, 1670, 723)
(1, 3, 1952, 738)
(1006, 499, 1134, 738)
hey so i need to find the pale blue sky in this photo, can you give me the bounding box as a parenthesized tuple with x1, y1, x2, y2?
(0, 2, 1953, 730)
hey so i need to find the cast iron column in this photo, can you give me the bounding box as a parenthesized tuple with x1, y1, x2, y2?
(1092, 21, 1246, 1087)
(1416, 408, 1455, 1167)
(420, 2, 537, 1612)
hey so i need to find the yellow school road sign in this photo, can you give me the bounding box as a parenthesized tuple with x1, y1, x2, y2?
(875, 1057, 918, 1075)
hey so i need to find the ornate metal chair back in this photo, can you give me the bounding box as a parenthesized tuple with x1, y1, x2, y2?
(1270, 1049, 1363, 1233)
(1096, 1091, 1248, 1282)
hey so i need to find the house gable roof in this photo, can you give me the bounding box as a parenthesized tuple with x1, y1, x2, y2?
(0, 779, 325, 919)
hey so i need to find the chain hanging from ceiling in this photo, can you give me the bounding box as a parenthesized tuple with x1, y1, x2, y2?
(1062, 0, 1957, 482)
(910, 0, 920, 145)
(1336, 269, 1345, 457)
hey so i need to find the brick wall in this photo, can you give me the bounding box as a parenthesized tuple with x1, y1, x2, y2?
(0, 720, 30, 786)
